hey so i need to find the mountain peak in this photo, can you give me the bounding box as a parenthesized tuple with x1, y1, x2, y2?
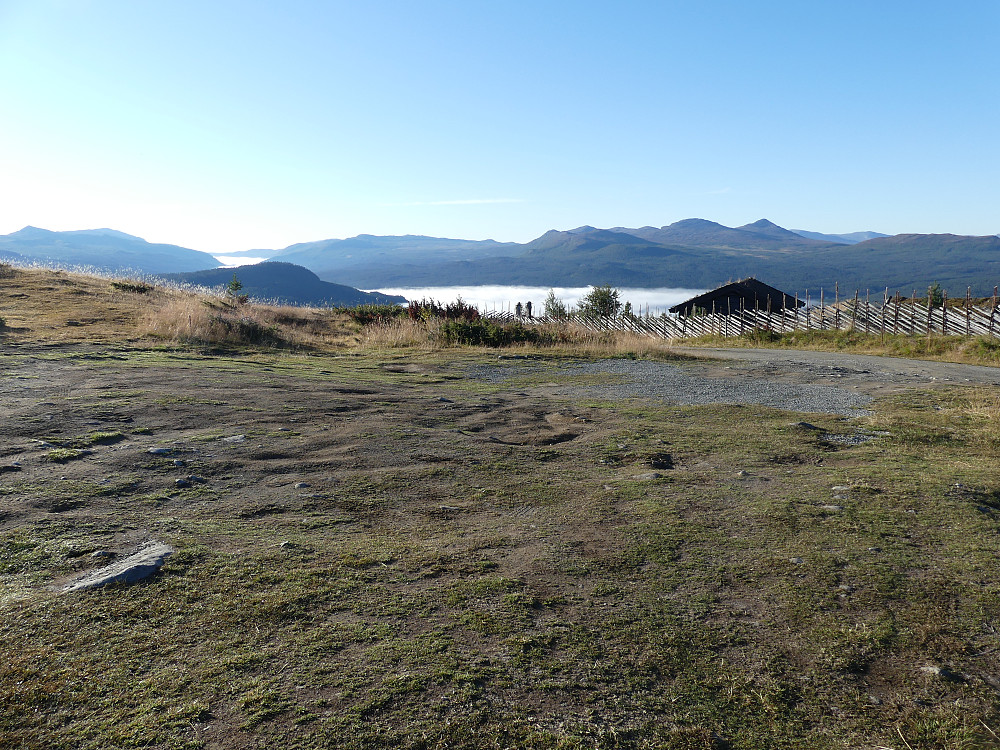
(738, 218, 787, 232)
(664, 218, 728, 230)
(9, 226, 55, 238)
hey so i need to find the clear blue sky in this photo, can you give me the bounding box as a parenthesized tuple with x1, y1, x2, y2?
(0, 0, 997, 253)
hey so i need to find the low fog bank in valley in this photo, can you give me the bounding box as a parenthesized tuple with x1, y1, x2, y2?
(366, 286, 708, 314)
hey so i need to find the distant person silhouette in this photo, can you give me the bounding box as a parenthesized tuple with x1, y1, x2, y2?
(525, 301, 532, 318)
(515, 302, 523, 318)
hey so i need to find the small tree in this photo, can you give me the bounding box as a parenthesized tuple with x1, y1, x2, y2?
(226, 273, 248, 306)
(543, 289, 569, 319)
(578, 285, 621, 317)
(927, 282, 944, 307)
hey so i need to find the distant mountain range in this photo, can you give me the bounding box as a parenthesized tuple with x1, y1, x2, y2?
(293, 219, 1000, 296)
(161, 262, 406, 307)
(2, 220, 999, 298)
(0, 226, 219, 274)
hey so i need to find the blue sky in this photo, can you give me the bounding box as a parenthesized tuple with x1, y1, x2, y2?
(0, 0, 997, 253)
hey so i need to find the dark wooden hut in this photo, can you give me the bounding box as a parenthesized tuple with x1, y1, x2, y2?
(669, 277, 804, 316)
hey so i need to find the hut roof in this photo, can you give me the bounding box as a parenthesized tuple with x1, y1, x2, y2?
(668, 277, 804, 314)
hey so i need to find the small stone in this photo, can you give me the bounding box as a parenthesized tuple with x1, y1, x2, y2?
(279, 541, 295, 549)
(635, 472, 662, 481)
(831, 485, 850, 491)
(221, 435, 246, 443)
(920, 665, 942, 677)
(436, 397, 453, 403)
(294, 482, 310, 489)
(174, 478, 191, 488)
(62, 543, 174, 592)
(736, 470, 749, 477)
(838, 584, 855, 593)
(277, 427, 291, 431)
(789, 557, 804, 564)
(148, 447, 173, 455)
(172, 459, 186, 467)
(832, 494, 848, 500)
(0, 464, 21, 473)
(793, 422, 821, 430)
(867, 546, 882, 553)
(186, 475, 207, 484)
(821, 505, 844, 512)
(90, 550, 113, 559)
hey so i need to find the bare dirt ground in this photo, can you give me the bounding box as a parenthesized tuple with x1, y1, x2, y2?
(3, 341, 1000, 749)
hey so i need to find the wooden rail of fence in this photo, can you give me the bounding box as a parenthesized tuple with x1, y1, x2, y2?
(486, 298, 1000, 340)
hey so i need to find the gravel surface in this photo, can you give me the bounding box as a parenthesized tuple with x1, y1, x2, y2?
(466, 359, 872, 416)
(464, 348, 1000, 417)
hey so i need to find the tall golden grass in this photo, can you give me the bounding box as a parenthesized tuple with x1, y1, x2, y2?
(143, 297, 357, 349)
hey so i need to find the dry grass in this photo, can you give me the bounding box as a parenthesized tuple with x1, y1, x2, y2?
(357, 317, 445, 349)
(143, 297, 358, 350)
(0, 266, 360, 351)
(0, 266, 183, 345)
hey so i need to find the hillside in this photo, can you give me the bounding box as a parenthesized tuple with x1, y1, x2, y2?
(161, 262, 407, 306)
(0, 227, 219, 274)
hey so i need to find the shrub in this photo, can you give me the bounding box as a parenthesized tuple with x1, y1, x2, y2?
(345, 304, 407, 325)
(210, 315, 284, 347)
(408, 297, 479, 322)
(739, 327, 782, 344)
(441, 319, 543, 347)
(110, 280, 152, 294)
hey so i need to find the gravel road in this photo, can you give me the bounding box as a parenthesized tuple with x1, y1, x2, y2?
(466, 348, 1000, 417)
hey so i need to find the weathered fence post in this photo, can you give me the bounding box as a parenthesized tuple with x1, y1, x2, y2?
(966, 286, 972, 336)
(835, 283, 840, 331)
(926, 291, 933, 341)
(880, 288, 886, 344)
(991, 287, 998, 338)
(820, 288, 825, 330)
(942, 290, 949, 335)
(852, 290, 859, 330)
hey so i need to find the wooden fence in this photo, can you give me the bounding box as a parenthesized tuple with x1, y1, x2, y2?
(486, 295, 1000, 340)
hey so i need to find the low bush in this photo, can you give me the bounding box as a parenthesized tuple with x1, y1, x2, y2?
(408, 297, 480, 322)
(739, 327, 782, 344)
(345, 304, 407, 325)
(209, 314, 284, 347)
(110, 280, 152, 294)
(441, 319, 544, 347)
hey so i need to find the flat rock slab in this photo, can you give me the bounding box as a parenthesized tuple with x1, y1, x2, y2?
(61, 542, 175, 593)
